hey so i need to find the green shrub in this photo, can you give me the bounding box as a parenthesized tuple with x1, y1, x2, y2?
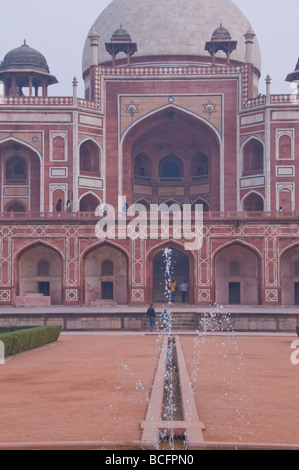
(296, 326, 299, 337)
(0, 325, 62, 358)
(0, 326, 34, 334)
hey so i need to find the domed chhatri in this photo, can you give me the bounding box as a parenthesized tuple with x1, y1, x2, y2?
(205, 23, 237, 65)
(211, 24, 232, 41)
(105, 25, 137, 66)
(285, 57, 299, 84)
(82, 0, 261, 72)
(111, 26, 132, 43)
(0, 41, 50, 74)
(0, 41, 58, 98)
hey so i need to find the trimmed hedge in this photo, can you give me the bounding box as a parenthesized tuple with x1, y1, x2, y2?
(0, 326, 34, 334)
(0, 325, 62, 358)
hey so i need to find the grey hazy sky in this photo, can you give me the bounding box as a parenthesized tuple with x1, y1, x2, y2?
(0, 0, 298, 97)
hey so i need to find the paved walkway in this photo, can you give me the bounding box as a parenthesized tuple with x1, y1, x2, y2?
(0, 332, 298, 449)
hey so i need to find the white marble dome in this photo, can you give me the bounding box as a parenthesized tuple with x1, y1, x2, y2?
(82, 0, 261, 73)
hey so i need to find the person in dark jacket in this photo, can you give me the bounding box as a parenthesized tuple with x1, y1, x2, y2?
(146, 304, 156, 332)
(56, 199, 62, 213)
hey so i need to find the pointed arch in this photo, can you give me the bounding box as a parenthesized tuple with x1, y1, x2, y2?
(191, 197, 210, 212)
(280, 244, 299, 305)
(214, 241, 261, 305)
(79, 138, 102, 174)
(134, 152, 152, 180)
(121, 103, 222, 145)
(122, 104, 222, 210)
(15, 241, 63, 305)
(190, 151, 209, 180)
(278, 132, 293, 160)
(0, 135, 42, 159)
(79, 192, 102, 212)
(147, 240, 196, 304)
(80, 239, 130, 261)
(241, 191, 264, 212)
(0, 138, 43, 211)
(5, 200, 26, 213)
(159, 154, 184, 179)
(133, 198, 152, 212)
(16, 242, 63, 267)
(159, 199, 184, 209)
(212, 239, 263, 262)
(241, 137, 264, 176)
(83, 241, 129, 305)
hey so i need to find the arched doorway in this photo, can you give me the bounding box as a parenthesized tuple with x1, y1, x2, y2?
(18, 243, 62, 305)
(79, 140, 101, 174)
(242, 138, 264, 176)
(84, 243, 128, 305)
(79, 193, 101, 212)
(242, 192, 264, 211)
(281, 246, 299, 305)
(159, 154, 183, 180)
(150, 246, 192, 303)
(5, 201, 26, 212)
(215, 243, 260, 305)
(0, 140, 41, 212)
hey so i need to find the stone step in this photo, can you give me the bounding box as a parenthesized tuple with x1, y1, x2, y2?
(145, 312, 198, 331)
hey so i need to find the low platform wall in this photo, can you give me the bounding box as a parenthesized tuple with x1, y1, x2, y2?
(198, 312, 299, 333)
(0, 309, 298, 333)
(0, 312, 145, 332)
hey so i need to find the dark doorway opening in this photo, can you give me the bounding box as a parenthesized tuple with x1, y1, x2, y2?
(102, 282, 114, 300)
(295, 283, 299, 305)
(229, 282, 240, 305)
(153, 248, 190, 303)
(38, 281, 50, 297)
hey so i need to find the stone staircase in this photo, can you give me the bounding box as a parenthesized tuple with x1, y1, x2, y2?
(144, 311, 198, 332)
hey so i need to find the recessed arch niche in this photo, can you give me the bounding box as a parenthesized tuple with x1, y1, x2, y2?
(148, 244, 194, 304)
(123, 107, 220, 210)
(281, 245, 299, 305)
(215, 243, 261, 305)
(18, 243, 62, 305)
(84, 244, 128, 305)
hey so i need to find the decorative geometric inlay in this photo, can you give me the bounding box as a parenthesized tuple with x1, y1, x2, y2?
(132, 289, 144, 302)
(66, 289, 78, 302)
(125, 100, 139, 118)
(31, 135, 39, 145)
(0, 290, 11, 302)
(203, 100, 217, 117)
(198, 289, 211, 302)
(265, 289, 278, 303)
(168, 96, 175, 103)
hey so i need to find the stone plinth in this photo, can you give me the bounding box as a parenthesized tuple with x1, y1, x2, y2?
(15, 294, 51, 307)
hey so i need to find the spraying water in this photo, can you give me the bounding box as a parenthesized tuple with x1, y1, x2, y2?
(158, 248, 186, 449)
